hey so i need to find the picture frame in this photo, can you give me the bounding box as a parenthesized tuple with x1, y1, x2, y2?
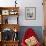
(25, 7, 36, 20)
(2, 10, 9, 15)
(9, 10, 18, 15)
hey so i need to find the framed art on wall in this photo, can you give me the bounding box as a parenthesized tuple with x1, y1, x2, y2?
(25, 7, 36, 20)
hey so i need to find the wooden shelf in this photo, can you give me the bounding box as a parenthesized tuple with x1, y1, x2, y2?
(0, 24, 20, 32)
(1, 40, 19, 46)
(2, 40, 19, 42)
(0, 7, 19, 46)
(0, 7, 19, 10)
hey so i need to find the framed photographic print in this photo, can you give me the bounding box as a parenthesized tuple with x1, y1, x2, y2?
(2, 10, 9, 15)
(25, 7, 36, 20)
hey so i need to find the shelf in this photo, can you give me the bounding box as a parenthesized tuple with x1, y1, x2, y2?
(1, 15, 18, 24)
(2, 40, 19, 43)
(0, 7, 19, 46)
(0, 7, 19, 16)
(0, 24, 19, 32)
(1, 40, 19, 46)
(0, 7, 19, 10)
(0, 7, 19, 24)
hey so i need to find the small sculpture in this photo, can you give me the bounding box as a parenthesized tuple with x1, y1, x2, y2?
(5, 18, 8, 24)
(15, 0, 17, 7)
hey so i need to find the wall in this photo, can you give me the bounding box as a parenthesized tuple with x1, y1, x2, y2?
(18, 0, 44, 26)
(0, 0, 44, 26)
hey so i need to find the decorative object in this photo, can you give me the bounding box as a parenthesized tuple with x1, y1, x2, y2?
(13, 32, 18, 41)
(14, 28, 17, 32)
(5, 18, 8, 24)
(21, 28, 41, 46)
(2, 28, 13, 41)
(9, 10, 18, 15)
(15, 0, 17, 7)
(25, 36, 38, 46)
(25, 7, 36, 20)
(2, 10, 9, 15)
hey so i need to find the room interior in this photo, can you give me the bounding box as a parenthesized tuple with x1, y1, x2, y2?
(0, 0, 45, 46)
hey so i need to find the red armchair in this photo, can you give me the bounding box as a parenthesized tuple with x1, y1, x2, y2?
(21, 28, 41, 46)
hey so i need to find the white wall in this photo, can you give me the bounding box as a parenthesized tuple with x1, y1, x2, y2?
(18, 0, 44, 26)
(0, 0, 44, 26)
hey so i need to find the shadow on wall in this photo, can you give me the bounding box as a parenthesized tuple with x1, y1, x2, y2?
(18, 26, 43, 44)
